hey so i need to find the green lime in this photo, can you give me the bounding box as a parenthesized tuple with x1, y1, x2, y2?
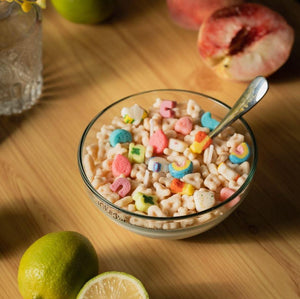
(18, 231, 99, 299)
(51, 0, 116, 24)
(77, 271, 149, 299)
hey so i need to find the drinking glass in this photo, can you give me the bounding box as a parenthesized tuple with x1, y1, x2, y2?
(0, 2, 43, 115)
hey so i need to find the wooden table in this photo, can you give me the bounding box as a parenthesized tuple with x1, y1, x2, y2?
(1, 0, 299, 298)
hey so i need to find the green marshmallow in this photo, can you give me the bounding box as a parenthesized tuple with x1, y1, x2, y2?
(133, 192, 157, 213)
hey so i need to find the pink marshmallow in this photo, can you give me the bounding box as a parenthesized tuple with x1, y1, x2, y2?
(159, 100, 176, 118)
(112, 154, 132, 177)
(110, 177, 131, 197)
(219, 187, 240, 208)
(174, 116, 193, 135)
(149, 129, 169, 154)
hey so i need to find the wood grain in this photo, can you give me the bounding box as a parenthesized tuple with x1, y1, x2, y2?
(0, 0, 299, 298)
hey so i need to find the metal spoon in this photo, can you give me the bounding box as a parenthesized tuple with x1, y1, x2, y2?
(208, 76, 269, 139)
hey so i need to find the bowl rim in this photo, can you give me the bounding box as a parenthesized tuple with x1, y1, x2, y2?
(77, 89, 257, 221)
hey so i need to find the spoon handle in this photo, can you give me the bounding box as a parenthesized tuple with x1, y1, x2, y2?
(208, 76, 268, 139)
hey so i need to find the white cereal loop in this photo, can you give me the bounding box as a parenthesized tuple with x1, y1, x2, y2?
(227, 133, 244, 148)
(148, 205, 166, 217)
(114, 196, 133, 208)
(182, 173, 203, 189)
(154, 182, 171, 199)
(187, 99, 201, 119)
(83, 154, 96, 181)
(160, 194, 181, 216)
(204, 173, 221, 191)
(194, 190, 215, 212)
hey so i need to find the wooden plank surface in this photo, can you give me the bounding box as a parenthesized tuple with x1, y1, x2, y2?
(0, 0, 299, 298)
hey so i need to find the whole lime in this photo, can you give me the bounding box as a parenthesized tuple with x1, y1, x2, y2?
(18, 231, 99, 299)
(51, 0, 116, 24)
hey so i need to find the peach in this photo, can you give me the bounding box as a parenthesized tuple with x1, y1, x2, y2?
(197, 3, 295, 81)
(166, 0, 244, 30)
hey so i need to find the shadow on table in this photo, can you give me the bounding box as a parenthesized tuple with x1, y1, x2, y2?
(0, 201, 58, 258)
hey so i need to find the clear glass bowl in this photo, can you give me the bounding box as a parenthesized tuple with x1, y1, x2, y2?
(78, 89, 257, 239)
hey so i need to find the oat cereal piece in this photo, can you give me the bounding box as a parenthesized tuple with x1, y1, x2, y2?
(187, 99, 201, 119)
(86, 144, 98, 161)
(153, 97, 162, 108)
(83, 154, 96, 181)
(237, 173, 248, 186)
(149, 114, 162, 135)
(228, 180, 240, 191)
(148, 205, 167, 217)
(182, 173, 203, 189)
(98, 184, 119, 203)
(130, 163, 147, 182)
(203, 144, 215, 165)
(237, 161, 250, 175)
(114, 196, 134, 208)
(207, 163, 218, 174)
(158, 174, 173, 188)
(165, 130, 177, 139)
(194, 190, 215, 212)
(162, 222, 180, 230)
(154, 182, 171, 199)
(160, 194, 181, 216)
(204, 173, 221, 191)
(169, 138, 188, 153)
(227, 133, 244, 148)
(215, 153, 229, 165)
(199, 164, 209, 178)
(183, 147, 198, 160)
(218, 126, 235, 139)
(162, 118, 177, 132)
(131, 185, 153, 197)
(106, 143, 128, 160)
(174, 207, 195, 228)
(182, 194, 196, 210)
(191, 159, 201, 172)
(145, 145, 154, 159)
(217, 162, 239, 181)
(128, 203, 137, 212)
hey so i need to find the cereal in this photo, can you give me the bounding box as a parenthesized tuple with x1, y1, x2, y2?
(133, 192, 158, 213)
(83, 99, 252, 229)
(159, 100, 176, 118)
(190, 131, 212, 154)
(174, 116, 193, 135)
(170, 178, 194, 196)
(148, 157, 169, 173)
(110, 177, 131, 197)
(201, 111, 220, 131)
(109, 129, 132, 147)
(128, 143, 145, 163)
(148, 129, 168, 154)
(169, 159, 193, 178)
(112, 154, 131, 177)
(229, 142, 250, 164)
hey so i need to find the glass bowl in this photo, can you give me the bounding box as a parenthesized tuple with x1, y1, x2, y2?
(78, 89, 257, 240)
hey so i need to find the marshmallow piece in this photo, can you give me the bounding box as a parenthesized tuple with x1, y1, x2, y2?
(229, 142, 250, 164)
(190, 131, 212, 154)
(169, 159, 193, 179)
(174, 116, 193, 135)
(219, 187, 241, 208)
(148, 157, 169, 173)
(149, 129, 169, 154)
(201, 111, 220, 131)
(109, 129, 132, 147)
(194, 190, 215, 212)
(128, 143, 145, 163)
(111, 154, 131, 177)
(170, 178, 194, 196)
(121, 104, 147, 125)
(133, 192, 158, 213)
(168, 138, 188, 153)
(110, 177, 131, 197)
(159, 100, 176, 118)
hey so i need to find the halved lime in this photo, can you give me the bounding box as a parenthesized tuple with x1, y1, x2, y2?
(77, 271, 149, 299)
